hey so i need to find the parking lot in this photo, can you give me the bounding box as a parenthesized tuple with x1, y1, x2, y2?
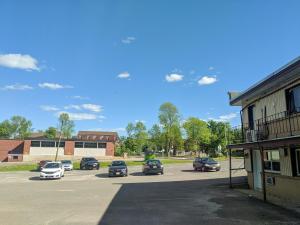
(0, 159, 299, 225)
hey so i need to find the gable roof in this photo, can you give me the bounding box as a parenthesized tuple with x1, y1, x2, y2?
(229, 56, 300, 106)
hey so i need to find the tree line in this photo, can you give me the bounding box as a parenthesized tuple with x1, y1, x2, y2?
(0, 113, 75, 140)
(116, 102, 242, 157)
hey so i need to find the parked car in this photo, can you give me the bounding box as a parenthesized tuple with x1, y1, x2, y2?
(61, 160, 73, 171)
(37, 160, 51, 171)
(108, 160, 128, 177)
(142, 159, 164, 175)
(40, 162, 64, 180)
(193, 157, 221, 172)
(80, 157, 100, 170)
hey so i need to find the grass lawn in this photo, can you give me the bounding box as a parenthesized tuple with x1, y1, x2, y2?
(0, 156, 236, 172)
(0, 158, 193, 172)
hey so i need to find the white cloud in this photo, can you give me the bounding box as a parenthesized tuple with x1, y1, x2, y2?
(82, 104, 102, 112)
(135, 120, 146, 124)
(38, 82, 73, 90)
(57, 111, 98, 121)
(198, 76, 217, 85)
(121, 37, 136, 44)
(208, 66, 214, 71)
(63, 104, 102, 113)
(219, 113, 237, 121)
(64, 105, 82, 110)
(1, 84, 33, 91)
(209, 113, 237, 122)
(165, 73, 184, 82)
(0, 54, 40, 71)
(40, 105, 60, 111)
(112, 127, 126, 132)
(117, 72, 130, 79)
(71, 95, 89, 100)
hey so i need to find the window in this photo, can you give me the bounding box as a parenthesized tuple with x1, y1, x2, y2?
(41, 141, 55, 147)
(56, 142, 65, 147)
(13, 155, 18, 160)
(287, 85, 300, 113)
(264, 150, 280, 172)
(98, 143, 107, 148)
(31, 141, 41, 147)
(84, 142, 97, 148)
(75, 142, 84, 148)
(296, 149, 300, 176)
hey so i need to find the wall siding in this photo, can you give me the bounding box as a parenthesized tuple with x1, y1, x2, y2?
(279, 148, 293, 177)
(29, 147, 65, 156)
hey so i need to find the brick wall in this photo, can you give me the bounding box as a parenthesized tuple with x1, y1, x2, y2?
(64, 141, 75, 155)
(0, 140, 24, 162)
(23, 140, 31, 155)
(105, 142, 115, 156)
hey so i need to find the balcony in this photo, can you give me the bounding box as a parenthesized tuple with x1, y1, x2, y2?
(229, 110, 300, 146)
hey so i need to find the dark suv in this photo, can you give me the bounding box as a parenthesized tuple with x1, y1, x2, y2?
(193, 157, 221, 172)
(80, 157, 100, 170)
(142, 159, 164, 175)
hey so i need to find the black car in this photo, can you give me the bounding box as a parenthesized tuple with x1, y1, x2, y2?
(108, 161, 128, 177)
(142, 159, 164, 175)
(193, 157, 221, 172)
(80, 157, 100, 170)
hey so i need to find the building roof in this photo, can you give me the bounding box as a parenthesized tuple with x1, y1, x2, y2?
(77, 131, 118, 136)
(229, 56, 300, 106)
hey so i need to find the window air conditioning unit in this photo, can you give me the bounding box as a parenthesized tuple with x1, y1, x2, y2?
(266, 176, 275, 186)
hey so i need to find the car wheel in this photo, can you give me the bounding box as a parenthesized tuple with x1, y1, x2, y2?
(161, 170, 164, 175)
(97, 166, 100, 170)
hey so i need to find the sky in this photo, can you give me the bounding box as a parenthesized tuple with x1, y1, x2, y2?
(1, 0, 300, 136)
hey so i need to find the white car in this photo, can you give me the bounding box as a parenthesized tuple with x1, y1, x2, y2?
(40, 162, 65, 180)
(61, 160, 73, 171)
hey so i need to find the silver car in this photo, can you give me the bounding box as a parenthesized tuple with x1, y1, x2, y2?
(61, 160, 73, 171)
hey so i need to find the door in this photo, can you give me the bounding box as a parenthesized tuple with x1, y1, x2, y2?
(248, 105, 255, 130)
(253, 150, 262, 191)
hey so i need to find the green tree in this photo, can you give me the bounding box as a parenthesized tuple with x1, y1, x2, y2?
(126, 122, 135, 138)
(134, 121, 148, 152)
(183, 117, 211, 153)
(10, 116, 32, 139)
(55, 113, 75, 161)
(58, 113, 74, 139)
(0, 120, 13, 138)
(158, 102, 181, 156)
(207, 120, 231, 156)
(148, 124, 163, 151)
(45, 127, 57, 139)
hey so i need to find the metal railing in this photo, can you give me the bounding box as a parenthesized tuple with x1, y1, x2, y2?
(229, 110, 300, 144)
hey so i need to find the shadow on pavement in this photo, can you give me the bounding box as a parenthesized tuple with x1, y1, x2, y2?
(95, 173, 109, 178)
(98, 176, 300, 225)
(129, 172, 161, 176)
(28, 176, 41, 181)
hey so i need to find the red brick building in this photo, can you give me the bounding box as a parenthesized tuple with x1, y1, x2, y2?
(0, 131, 118, 162)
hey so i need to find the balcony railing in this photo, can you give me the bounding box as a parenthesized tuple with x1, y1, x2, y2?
(229, 110, 300, 144)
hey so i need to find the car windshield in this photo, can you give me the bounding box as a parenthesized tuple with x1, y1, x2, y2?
(147, 160, 161, 165)
(85, 158, 96, 161)
(203, 158, 217, 163)
(61, 160, 71, 164)
(44, 163, 60, 168)
(111, 161, 126, 166)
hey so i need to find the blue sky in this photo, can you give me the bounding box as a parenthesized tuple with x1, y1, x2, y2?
(1, 0, 300, 135)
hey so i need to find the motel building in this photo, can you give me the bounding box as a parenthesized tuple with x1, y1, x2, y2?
(228, 57, 300, 209)
(0, 131, 118, 162)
